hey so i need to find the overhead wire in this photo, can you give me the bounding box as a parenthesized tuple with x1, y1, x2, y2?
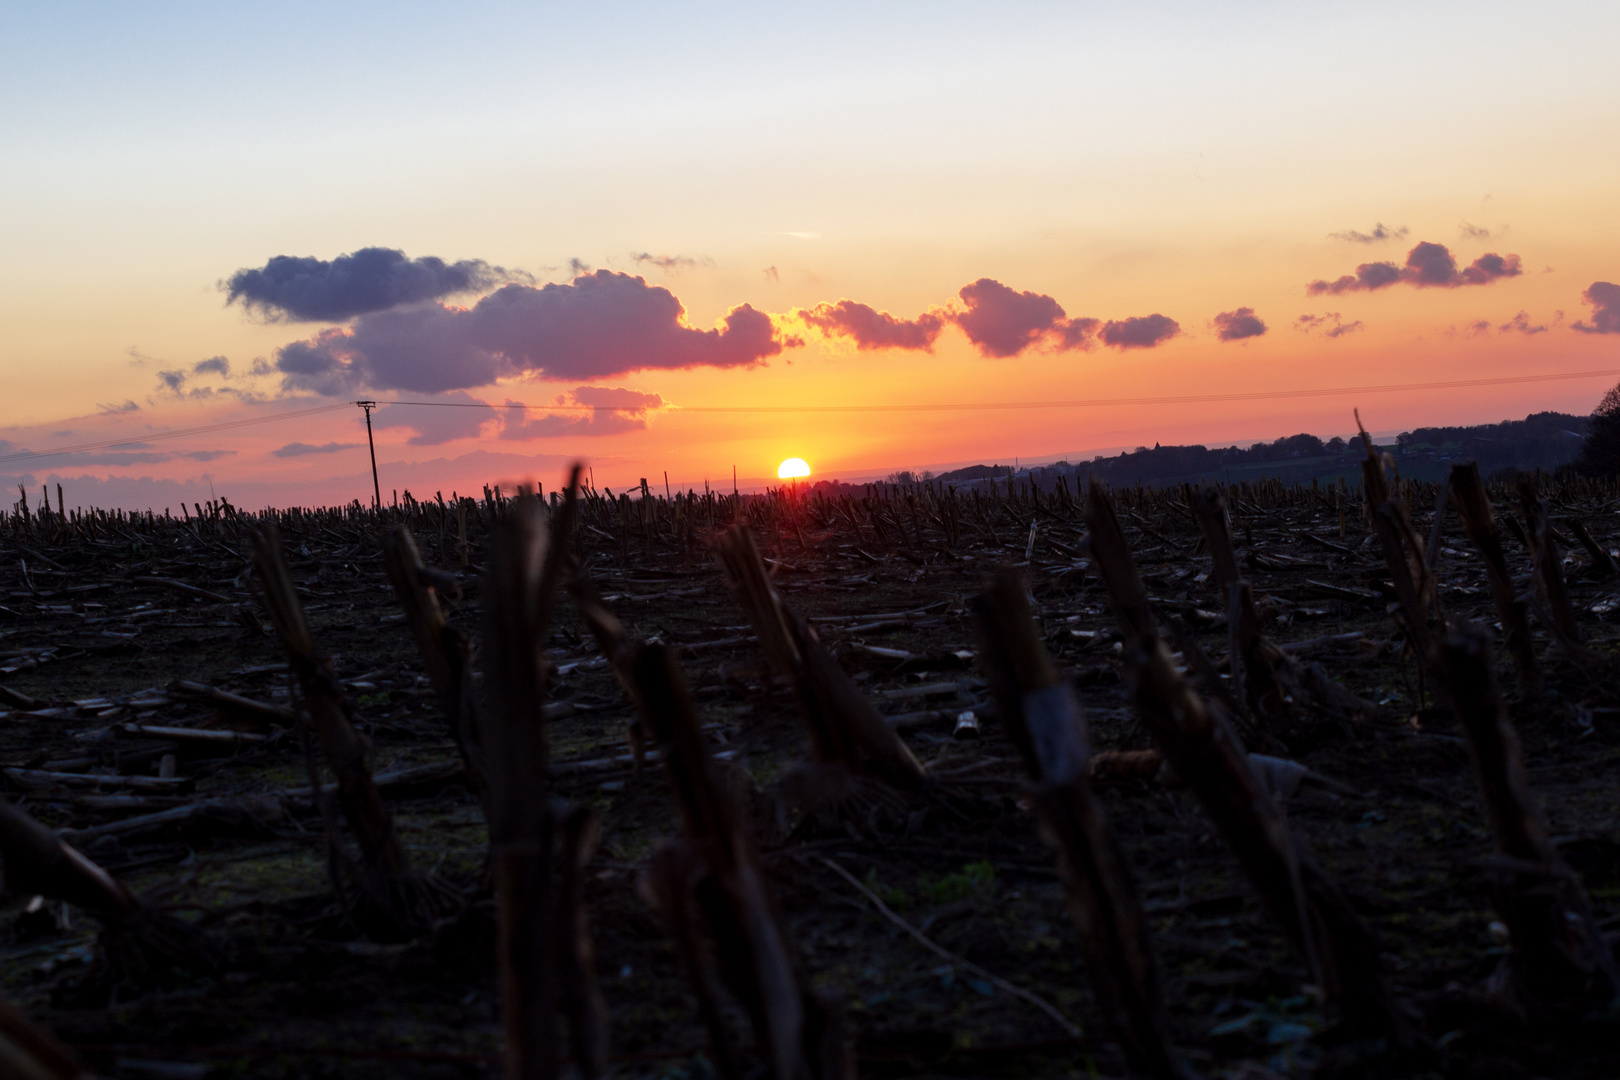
(2, 366, 1614, 466)
(0, 401, 356, 465)
(373, 367, 1620, 414)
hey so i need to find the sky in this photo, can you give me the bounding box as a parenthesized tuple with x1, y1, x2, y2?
(3, 0, 1619, 509)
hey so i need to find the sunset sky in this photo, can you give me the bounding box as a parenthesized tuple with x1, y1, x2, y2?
(3, 1, 1619, 510)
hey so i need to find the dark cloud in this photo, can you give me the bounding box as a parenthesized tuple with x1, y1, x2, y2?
(1329, 222, 1408, 244)
(14, 447, 236, 467)
(96, 399, 140, 414)
(1459, 221, 1492, 241)
(1099, 314, 1181, 350)
(1499, 310, 1550, 335)
(798, 300, 946, 351)
(1307, 260, 1403, 295)
(568, 258, 592, 276)
(1573, 281, 1620, 335)
(151, 365, 262, 402)
(1294, 312, 1364, 338)
(763, 266, 780, 282)
(951, 279, 1099, 357)
(632, 253, 710, 272)
(795, 278, 1186, 356)
(1212, 307, 1267, 342)
(499, 386, 664, 440)
(274, 270, 787, 394)
(272, 441, 361, 458)
(1308, 241, 1522, 295)
(224, 247, 508, 322)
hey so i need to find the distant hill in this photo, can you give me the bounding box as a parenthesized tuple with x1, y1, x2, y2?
(936, 412, 1589, 490)
(934, 463, 1013, 482)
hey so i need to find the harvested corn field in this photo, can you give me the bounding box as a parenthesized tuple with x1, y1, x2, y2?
(1, 451, 1619, 1079)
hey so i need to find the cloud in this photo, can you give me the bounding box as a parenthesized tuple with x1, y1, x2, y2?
(572, 385, 664, 410)
(274, 270, 788, 394)
(1459, 221, 1492, 241)
(632, 253, 710, 272)
(499, 386, 665, 440)
(1573, 281, 1620, 334)
(763, 266, 780, 282)
(568, 257, 592, 276)
(1328, 223, 1408, 244)
(371, 391, 495, 446)
(1307, 241, 1522, 295)
(1294, 312, 1364, 338)
(1099, 314, 1180, 350)
(793, 278, 1186, 356)
(797, 299, 947, 351)
(13, 447, 237, 467)
(951, 278, 1100, 357)
(1499, 310, 1550, 335)
(96, 399, 140, 414)
(150, 364, 262, 402)
(1308, 260, 1404, 295)
(224, 247, 509, 322)
(1212, 307, 1267, 342)
(272, 441, 361, 458)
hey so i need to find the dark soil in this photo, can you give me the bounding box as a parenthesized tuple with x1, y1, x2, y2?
(2, 476, 1618, 1078)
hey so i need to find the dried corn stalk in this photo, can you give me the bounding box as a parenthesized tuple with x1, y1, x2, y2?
(1449, 463, 1539, 691)
(1085, 480, 1411, 1043)
(1437, 624, 1617, 1016)
(974, 567, 1191, 1079)
(383, 524, 490, 817)
(252, 524, 452, 938)
(713, 525, 925, 792)
(480, 477, 605, 1080)
(630, 641, 848, 1080)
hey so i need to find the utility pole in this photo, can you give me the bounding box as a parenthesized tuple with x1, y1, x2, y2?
(357, 400, 381, 510)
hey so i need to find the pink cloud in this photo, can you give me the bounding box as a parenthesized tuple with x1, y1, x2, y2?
(951, 279, 1100, 357)
(1308, 241, 1522, 295)
(797, 299, 946, 351)
(1099, 313, 1181, 350)
(1573, 281, 1620, 335)
(1211, 307, 1267, 342)
(275, 270, 787, 394)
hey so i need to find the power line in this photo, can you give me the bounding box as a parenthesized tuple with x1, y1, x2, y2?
(3, 365, 1613, 467)
(371, 367, 1620, 415)
(0, 402, 356, 465)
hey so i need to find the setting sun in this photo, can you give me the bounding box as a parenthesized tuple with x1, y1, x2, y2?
(777, 457, 811, 479)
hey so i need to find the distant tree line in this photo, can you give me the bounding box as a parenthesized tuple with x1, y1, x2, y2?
(1575, 382, 1620, 477)
(935, 409, 1598, 488)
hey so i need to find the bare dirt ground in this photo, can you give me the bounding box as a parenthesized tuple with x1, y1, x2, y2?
(1, 472, 1618, 1079)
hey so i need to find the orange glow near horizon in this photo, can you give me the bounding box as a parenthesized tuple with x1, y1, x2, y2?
(777, 457, 811, 479)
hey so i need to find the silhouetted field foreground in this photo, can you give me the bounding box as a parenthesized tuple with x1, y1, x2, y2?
(1, 452, 1618, 1079)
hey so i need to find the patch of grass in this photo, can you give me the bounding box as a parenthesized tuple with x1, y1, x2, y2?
(920, 860, 996, 905)
(863, 867, 911, 911)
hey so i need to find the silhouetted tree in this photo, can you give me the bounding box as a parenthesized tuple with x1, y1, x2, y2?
(1575, 382, 1620, 476)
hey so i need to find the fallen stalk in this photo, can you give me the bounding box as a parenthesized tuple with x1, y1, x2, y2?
(821, 856, 1082, 1041)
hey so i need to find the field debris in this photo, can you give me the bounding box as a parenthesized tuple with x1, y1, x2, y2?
(0, 467, 1617, 1077)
